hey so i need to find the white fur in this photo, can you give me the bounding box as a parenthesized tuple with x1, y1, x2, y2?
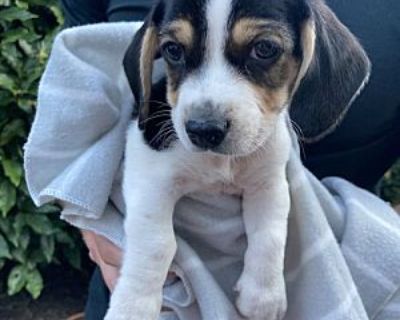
(105, 112, 290, 320)
(206, 0, 231, 61)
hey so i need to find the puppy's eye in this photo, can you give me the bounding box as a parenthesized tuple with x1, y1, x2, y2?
(251, 40, 282, 61)
(162, 42, 184, 64)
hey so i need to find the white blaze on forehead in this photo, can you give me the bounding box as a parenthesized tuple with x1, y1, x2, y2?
(176, 0, 238, 107)
(206, 0, 233, 63)
(177, 0, 250, 108)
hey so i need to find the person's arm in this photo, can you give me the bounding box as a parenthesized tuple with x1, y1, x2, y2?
(82, 230, 122, 291)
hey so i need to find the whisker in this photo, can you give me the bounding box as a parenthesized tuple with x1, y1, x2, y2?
(141, 100, 171, 108)
(289, 119, 305, 157)
(160, 130, 176, 148)
(158, 129, 176, 149)
(140, 113, 172, 125)
(148, 121, 174, 146)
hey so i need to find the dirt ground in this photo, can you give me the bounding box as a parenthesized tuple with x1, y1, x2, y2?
(0, 267, 91, 320)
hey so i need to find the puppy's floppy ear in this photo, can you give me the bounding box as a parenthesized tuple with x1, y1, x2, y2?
(290, 0, 371, 143)
(123, 1, 165, 129)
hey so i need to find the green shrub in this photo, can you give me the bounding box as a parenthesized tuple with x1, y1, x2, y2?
(382, 160, 400, 206)
(0, 0, 83, 299)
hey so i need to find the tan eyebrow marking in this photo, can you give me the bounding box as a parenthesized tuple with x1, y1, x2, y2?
(160, 19, 194, 48)
(231, 18, 293, 48)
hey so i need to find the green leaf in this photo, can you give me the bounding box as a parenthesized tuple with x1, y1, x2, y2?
(40, 235, 55, 263)
(25, 268, 43, 299)
(15, 0, 29, 9)
(36, 204, 60, 214)
(25, 214, 55, 235)
(0, 73, 16, 92)
(0, 119, 26, 146)
(0, 215, 12, 235)
(17, 97, 36, 113)
(0, 91, 14, 107)
(23, 66, 43, 89)
(1, 44, 22, 73)
(381, 160, 400, 205)
(55, 230, 74, 246)
(63, 246, 81, 270)
(2, 158, 23, 186)
(19, 228, 30, 250)
(0, 180, 16, 217)
(2, 28, 31, 44)
(13, 213, 27, 238)
(0, 258, 5, 271)
(18, 39, 34, 56)
(26, 260, 36, 270)
(0, 233, 12, 259)
(18, 180, 30, 196)
(11, 246, 26, 263)
(50, 5, 64, 25)
(0, 1, 11, 7)
(0, 7, 38, 22)
(8, 231, 19, 247)
(7, 265, 27, 296)
(25, 0, 58, 6)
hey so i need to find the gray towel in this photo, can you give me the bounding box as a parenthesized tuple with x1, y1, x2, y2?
(24, 22, 400, 320)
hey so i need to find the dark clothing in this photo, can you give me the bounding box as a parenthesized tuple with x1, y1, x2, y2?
(84, 268, 109, 320)
(61, 0, 154, 25)
(59, 1, 399, 319)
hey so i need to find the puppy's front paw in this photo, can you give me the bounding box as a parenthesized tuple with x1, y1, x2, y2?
(104, 292, 162, 320)
(235, 273, 287, 320)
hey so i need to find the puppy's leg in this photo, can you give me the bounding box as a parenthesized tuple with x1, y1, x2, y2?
(105, 188, 177, 320)
(235, 170, 290, 320)
(105, 126, 179, 320)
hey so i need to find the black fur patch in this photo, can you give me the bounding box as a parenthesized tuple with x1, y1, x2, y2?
(141, 77, 176, 151)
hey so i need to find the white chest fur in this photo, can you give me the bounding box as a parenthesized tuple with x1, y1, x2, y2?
(106, 115, 291, 320)
(124, 114, 291, 199)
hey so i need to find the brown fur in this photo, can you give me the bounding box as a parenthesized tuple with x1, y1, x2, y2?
(167, 75, 178, 107)
(291, 20, 316, 95)
(254, 59, 299, 115)
(140, 26, 159, 117)
(231, 18, 293, 48)
(160, 19, 194, 49)
(229, 18, 302, 114)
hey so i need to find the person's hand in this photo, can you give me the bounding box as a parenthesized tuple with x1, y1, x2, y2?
(81, 230, 122, 291)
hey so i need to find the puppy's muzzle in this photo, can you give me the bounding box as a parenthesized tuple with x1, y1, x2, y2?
(185, 119, 229, 150)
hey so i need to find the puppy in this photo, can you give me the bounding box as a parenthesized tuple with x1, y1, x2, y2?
(105, 0, 370, 319)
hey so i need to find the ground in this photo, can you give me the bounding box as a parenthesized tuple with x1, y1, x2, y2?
(0, 266, 90, 320)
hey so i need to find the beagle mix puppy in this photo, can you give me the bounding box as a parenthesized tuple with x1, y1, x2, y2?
(105, 0, 370, 319)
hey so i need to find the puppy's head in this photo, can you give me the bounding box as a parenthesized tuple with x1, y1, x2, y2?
(124, 0, 370, 154)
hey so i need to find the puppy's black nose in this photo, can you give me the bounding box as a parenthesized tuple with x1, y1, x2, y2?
(186, 120, 229, 149)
